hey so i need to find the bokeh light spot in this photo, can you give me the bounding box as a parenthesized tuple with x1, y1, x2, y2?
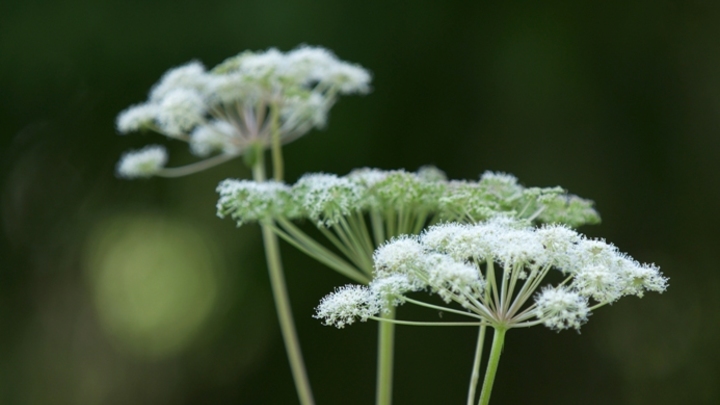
(84, 214, 222, 359)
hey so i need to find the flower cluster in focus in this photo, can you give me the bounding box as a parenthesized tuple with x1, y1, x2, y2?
(315, 217, 667, 330)
(216, 168, 601, 228)
(115, 46, 371, 178)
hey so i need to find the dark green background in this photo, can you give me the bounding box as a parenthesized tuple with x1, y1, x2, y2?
(2, 1, 719, 404)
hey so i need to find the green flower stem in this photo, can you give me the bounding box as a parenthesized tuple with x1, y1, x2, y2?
(369, 317, 486, 327)
(317, 226, 361, 266)
(384, 209, 397, 239)
(269, 103, 283, 181)
(338, 216, 374, 271)
(485, 260, 500, 313)
(376, 307, 396, 405)
(269, 222, 369, 284)
(411, 211, 429, 235)
(477, 328, 506, 405)
(274, 219, 369, 283)
(156, 153, 238, 177)
(403, 297, 484, 320)
(370, 210, 385, 246)
(467, 325, 487, 405)
(253, 158, 315, 405)
(350, 211, 376, 259)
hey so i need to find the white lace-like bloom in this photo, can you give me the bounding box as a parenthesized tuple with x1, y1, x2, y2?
(615, 258, 667, 298)
(149, 61, 208, 101)
(347, 168, 390, 187)
(190, 121, 239, 157)
(493, 227, 546, 271)
(116, 103, 161, 133)
(116, 46, 372, 179)
(235, 48, 286, 80)
(480, 171, 520, 185)
(284, 46, 372, 94)
(318, 216, 667, 331)
(156, 88, 207, 137)
(536, 224, 582, 270)
(425, 254, 484, 306)
(373, 236, 427, 277)
(216, 179, 292, 225)
(292, 173, 363, 226)
(116, 145, 167, 179)
(420, 223, 471, 257)
(369, 274, 421, 307)
(416, 165, 448, 182)
(421, 223, 491, 262)
(322, 62, 372, 94)
(572, 265, 622, 303)
(534, 287, 590, 331)
(372, 170, 446, 211)
(314, 285, 380, 328)
(438, 172, 600, 227)
(572, 239, 621, 270)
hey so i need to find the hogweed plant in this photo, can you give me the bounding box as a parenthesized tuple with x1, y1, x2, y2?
(115, 45, 667, 405)
(216, 167, 599, 404)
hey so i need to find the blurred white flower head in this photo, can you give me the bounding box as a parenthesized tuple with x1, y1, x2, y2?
(115, 45, 372, 178)
(116, 145, 168, 179)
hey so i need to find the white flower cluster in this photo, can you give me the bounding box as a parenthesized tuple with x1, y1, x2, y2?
(115, 145, 168, 179)
(116, 46, 371, 177)
(216, 179, 294, 225)
(217, 167, 600, 228)
(439, 171, 599, 226)
(291, 173, 363, 226)
(315, 217, 667, 331)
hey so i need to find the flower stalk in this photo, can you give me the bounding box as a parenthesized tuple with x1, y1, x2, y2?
(253, 152, 315, 405)
(477, 327, 506, 405)
(376, 308, 396, 405)
(467, 325, 487, 405)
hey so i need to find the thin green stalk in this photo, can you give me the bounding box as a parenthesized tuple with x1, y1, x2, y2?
(403, 297, 484, 320)
(253, 158, 314, 405)
(411, 210, 429, 235)
(376, 307, 396, 405)
(385, 209, 397, 239)
(369, 317, 487, 327)
(338, 216, 374, 271)
(396, 207, 408, 235)
(477, 328, 506, 405)
(269, 223, 368, 283)
(269, 103, 283, 181)
(156, 153, 238, 177)
(351, 211, 377, 256)
(370, 209, 385, 247)
(317, 226, 361, 266)
(467, 325, 487, 405)
(485, 260, 500, 313)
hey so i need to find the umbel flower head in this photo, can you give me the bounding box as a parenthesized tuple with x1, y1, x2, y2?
(315, 217, 667, 331)
(115, 45, 371, 178)
(217, 167, 600, 229)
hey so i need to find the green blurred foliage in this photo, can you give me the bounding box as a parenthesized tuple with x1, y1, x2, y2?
(2, 0, 720, 404)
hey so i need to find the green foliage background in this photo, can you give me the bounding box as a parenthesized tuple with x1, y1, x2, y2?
(1, 1, 719, 404)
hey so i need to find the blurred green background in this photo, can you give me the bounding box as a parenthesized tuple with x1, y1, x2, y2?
(1, 0, 719, 404)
